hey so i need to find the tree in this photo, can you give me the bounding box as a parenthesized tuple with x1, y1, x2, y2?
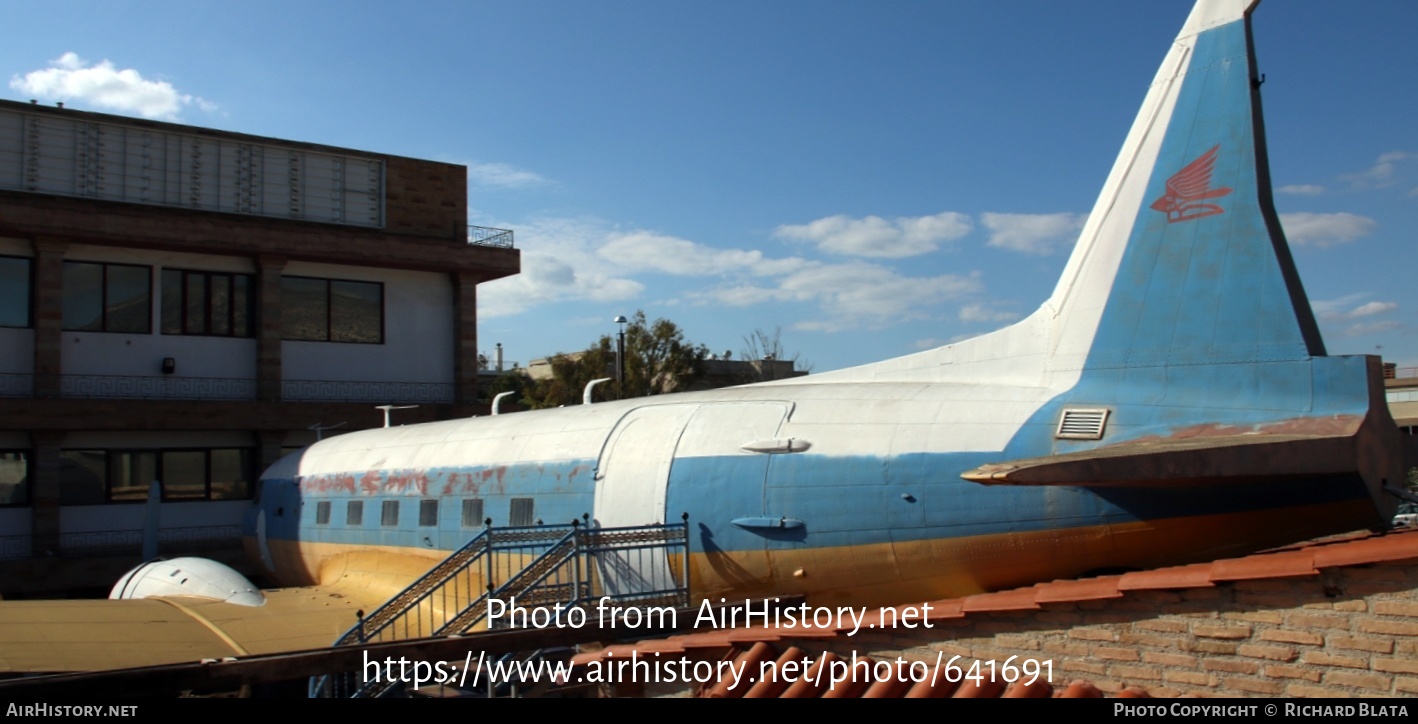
(521, 311, 708, 408)
(738, 326, 812, 382)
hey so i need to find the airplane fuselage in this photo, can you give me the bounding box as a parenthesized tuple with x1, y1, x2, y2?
(245, 353, 1388, 609)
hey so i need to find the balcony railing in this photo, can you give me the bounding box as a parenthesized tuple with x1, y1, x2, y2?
(282, 378, 453, 404)
(0, 373, 453, 404)
(0, 524, 244, 560)
(62, 374, 257, 400)
(467, 224, 515, 248)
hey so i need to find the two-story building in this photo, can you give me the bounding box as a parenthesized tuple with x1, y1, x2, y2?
(0, 99, 518, 595)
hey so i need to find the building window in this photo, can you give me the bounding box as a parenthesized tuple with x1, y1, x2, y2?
(381, 500, 399, 527)
(281, 276, 383, 343)
(62, 261, 151, 333)
(57, 448, 253, 504)
(347, 500, 364, 526)
(0, 256, 31, 329)
(315, 501, 331, 525)
(461, 498, 484, 528)
(0, 451, 29, 506)
(510, 497, 534, 527)
(161, 269, 253, 337)
(419, 499, 438, 527)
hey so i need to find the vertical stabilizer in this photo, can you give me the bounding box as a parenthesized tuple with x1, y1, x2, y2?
(1045, 0, 1325, 375)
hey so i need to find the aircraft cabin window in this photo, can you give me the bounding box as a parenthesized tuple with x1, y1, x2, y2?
(509, 497, 534, 527)
(347, 500, 364, 526)
(461, 498, 484, 528)
(381, 500, 399, 527)
(419, 499, 438, 527)
(315, 501, 331, 525)
(0, 256, 31, 329)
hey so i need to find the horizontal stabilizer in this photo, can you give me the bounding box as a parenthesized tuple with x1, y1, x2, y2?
(961, 429, 1363, 487)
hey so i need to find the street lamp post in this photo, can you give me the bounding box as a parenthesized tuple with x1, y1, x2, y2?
(614, 315, 628, 399)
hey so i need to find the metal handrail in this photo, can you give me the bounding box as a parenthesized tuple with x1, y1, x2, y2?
(467, 225, 515, 248)
(0, 373, 453, 403)
(311, 518, 690, 698)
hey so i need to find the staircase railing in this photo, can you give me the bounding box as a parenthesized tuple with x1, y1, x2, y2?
(310, 516, 690, 698)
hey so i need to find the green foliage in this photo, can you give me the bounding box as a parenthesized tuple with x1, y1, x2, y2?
(522, 311, 708, 409)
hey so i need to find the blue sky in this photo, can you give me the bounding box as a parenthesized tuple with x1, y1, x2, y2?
(4, 1, 1415, 373)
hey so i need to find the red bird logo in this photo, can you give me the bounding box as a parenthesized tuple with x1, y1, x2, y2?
(1150, 145, 1233, 223)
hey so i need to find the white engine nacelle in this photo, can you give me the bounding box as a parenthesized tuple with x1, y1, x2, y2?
(110, 557, 265, 607)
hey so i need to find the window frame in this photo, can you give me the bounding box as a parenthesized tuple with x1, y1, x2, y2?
(347, 500, 364, 527)
(461, 498, 484, 528)
(61, 260, 152, 334)
(161, 268, 255, 338)
(56, 447, 254, 504)
(281, 275, 384, 344)
(0, 450, 31, 507)
(509, 497, 535, 527)
(0, 255, 32, 329)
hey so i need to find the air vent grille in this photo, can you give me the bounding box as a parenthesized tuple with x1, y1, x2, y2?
(1057, 408, 1110, 440)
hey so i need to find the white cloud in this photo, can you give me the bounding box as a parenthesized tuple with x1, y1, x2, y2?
(477, 217, 644, 318)
(482, 213, 987, 332)
(692, 261, 981, 332)
(958, 303, 1020, 324)
(598, 232, 769, 276)
(773, 212, 971, 258)
(982, 212, 1085, 255)
(467, 162, 550, 190)
(9, 52, 214, 121)
(1277, 184, 1325, 196)
(1349, 301, 1397, 318)
(1280, 212, 1376, 248)
(1342, 150, 1413, 189)
(1338, 320, 1400, 338)
(1312, 296, 1399, 338)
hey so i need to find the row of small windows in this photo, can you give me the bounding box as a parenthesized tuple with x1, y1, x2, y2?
(58, 448, 253, 505)
(312, 497, 535, 528)
(0, 256, 382, 344)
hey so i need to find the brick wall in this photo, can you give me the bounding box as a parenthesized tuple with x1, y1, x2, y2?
(384, 156, 467, 240)
(805, 559, 1418, 697)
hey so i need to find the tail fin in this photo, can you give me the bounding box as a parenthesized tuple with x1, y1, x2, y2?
(798, 1, 1327, 388)
(1045, 0, 1325, 373)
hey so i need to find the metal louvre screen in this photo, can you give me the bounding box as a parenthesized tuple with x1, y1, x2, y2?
(0, 107, 383, 227)
(1056, 408, 1110, 440)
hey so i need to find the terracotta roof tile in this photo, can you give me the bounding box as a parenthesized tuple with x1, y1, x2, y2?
(960, 585, 1045, 612)
(1311, 527, 1418, 568)
(1117, 563, 1216, 590)
(1034, 576, 1124, 603)
(581, 527, 1418, 699)
(1209, 550, 1318, 581)
(743, 646, 807, 699)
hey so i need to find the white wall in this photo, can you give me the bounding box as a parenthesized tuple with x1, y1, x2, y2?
(59, 245, 258, 381)
(282, 262, 453, 385)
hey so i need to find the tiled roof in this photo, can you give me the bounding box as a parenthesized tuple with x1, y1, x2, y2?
(567, 526, 1418, 698)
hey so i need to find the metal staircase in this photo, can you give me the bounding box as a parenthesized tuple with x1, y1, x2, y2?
(309, 516, 690, 698)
